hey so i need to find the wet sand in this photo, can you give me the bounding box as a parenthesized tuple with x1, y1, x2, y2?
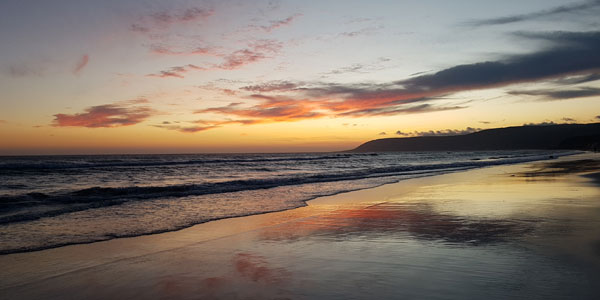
(1, 153, 600, 299)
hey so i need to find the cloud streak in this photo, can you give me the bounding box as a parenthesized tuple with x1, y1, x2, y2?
(253, 14, 302, 32)
(467, 0, 600, 26)
(509, 87, 600, 100)
(153, 124, 218, 133)
(53, 101, 155, 128)
(73, 55, 89, 74)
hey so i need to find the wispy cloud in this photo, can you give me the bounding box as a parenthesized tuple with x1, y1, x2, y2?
(508, 87, 600, 100)
(251, 13, 302, 32)
(53, 100, 155, 128)
(467, 0, 600, 26)
(147, 40, 282, 78)
(396, 127, 481, 137)
(73, 54, 89, 75)
(339, 26, 383, 38)
(240, 81, 300, 92)
(146, 64, 205, 78)
(130, 6, 214, 34)
(323, 57, 391, 76)
(148, 44, 217, 56)
(153, 123, 218, 133)
(7, 63, 45, 77)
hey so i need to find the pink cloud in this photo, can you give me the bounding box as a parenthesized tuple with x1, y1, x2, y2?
(73, 55, 89, 74)
(53, 101, 155, 128)
(147, 40, 282, 78)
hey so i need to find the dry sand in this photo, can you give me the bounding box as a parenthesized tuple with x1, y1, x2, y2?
(1, 153, 600, 299)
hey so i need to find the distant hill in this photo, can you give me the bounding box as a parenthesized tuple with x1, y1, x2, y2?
(350, 123, 600, 152)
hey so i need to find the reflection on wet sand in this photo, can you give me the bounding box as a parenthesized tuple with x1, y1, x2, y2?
(521, 159, 600, 177)
(1, 155, 599, 299)
(259, 203, 534, 245)
(155, 252, 293, 300)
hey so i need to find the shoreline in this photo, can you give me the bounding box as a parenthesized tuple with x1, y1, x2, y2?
(0, 150, 580, 255)
(1, 152, 599, 299)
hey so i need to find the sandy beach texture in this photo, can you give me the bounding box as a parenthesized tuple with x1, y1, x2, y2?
(1, 153, 600, 299)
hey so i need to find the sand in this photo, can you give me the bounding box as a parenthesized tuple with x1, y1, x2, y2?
(1, 153, 600, 299)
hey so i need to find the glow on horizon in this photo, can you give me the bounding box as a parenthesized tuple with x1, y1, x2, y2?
(1, 0, 599, 154)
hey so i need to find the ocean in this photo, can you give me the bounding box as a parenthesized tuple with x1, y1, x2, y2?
(0, 150, 576, 254)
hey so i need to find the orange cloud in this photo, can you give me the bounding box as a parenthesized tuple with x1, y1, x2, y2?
(53, 101, 155, 128)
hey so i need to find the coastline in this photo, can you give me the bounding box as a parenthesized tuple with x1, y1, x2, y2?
(1, 152, 599, 299)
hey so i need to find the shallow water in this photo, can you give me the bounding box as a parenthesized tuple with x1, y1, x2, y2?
(0, 150, 575, 253)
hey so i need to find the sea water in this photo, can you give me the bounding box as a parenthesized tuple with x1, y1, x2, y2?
(0, 150, 576, 253)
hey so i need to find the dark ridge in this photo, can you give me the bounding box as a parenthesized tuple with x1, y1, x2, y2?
(350, 123, 600, 152)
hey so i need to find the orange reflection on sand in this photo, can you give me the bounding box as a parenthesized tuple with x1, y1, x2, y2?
(155, 252, 292, 299)
(260, 202, 532, 245)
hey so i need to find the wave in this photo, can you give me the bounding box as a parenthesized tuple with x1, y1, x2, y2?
(0, 151, 572, 225)
(0, 154, 356, 171)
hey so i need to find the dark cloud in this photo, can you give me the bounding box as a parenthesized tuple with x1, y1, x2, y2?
(523, 121, 558, 126)
(53, 102, 154, 128)
(562, 117, 576, 122)
(467, 0, 600, 26)
(378, 132, 386, 136)
(508, 87, 600, 100)
(338, 103, 465, 117)
(240, 81, 300, 92)
(596, 115, 600, 120)
(395, 31, 600, 91)
(396, 127, 482, 137)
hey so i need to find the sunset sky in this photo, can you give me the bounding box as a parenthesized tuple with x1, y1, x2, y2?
(1, 0, 599, 154)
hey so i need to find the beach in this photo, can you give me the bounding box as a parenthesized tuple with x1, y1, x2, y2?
(1, 153, 600, 299)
